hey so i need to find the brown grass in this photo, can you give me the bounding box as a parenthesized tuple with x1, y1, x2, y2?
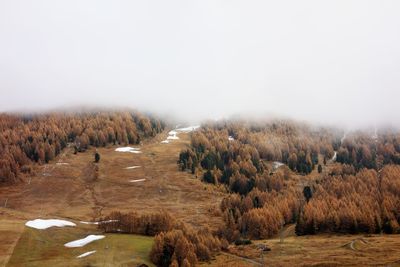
(0, 209, 27, 267)
(1, 130, 400, 266)
(0, 131, 225, 225)
(217, 233, 400, 266)
(0, 130, 225, 266)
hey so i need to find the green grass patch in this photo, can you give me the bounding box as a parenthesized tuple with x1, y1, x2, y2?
(7, 225, 154, 267)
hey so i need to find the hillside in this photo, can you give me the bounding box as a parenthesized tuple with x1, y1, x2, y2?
(0, 127, 228, 265)
(1, 118, 400, 266)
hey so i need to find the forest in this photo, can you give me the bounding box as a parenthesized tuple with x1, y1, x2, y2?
(336, 130, 400, 170)
(98, 211, 226, 267)
(179, 120, 400, 239)
(296, 165, 400, 235)
(178, 120, 338, 193)
(0, 110, 164, 183)
(2, 112, 400, 265)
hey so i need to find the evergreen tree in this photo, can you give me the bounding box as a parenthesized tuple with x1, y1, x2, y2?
(303, 186, 313, 202)
(95, 152, 100, 163)
(203, 170, 215, 184)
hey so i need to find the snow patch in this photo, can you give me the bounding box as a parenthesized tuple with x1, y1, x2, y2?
(176, 126, 200, 133)
(162, 125, 200, 144)
(130, 179, 146, 183)
(331, 151, 337, 162)
(125, 166, 141, 169)
(167, 135, 179, 140)
(25, 219, 76, 230)
(77, 250, 96, 258)
(228, 136, 234, 141)
(273, 161, 284, 170)
(115, 147, 142, 154)
(56, 162, 69, 165)
(80, 221, 99, 225)
(340, 133, 346, 144)
(372, 128, 378, 140)
(80, 220, 118, 225)
(65, 235, 105, 248)
(162, 131, 178, 143)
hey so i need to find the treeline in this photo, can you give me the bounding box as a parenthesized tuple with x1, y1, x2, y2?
(337, 131, 400, 170)
(98, 211, 226, 267)
(0, 110, 164, 183)
(150, 226, 226, 267)
(220, 187, 301, 240)
(296, 165, 400, 235)
(98, 211, 174, 235)
(178, 120, 337, 194)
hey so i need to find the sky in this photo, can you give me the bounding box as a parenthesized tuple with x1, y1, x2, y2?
(0, 1, 399, 127)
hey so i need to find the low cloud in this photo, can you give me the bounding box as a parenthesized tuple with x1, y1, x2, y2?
(1, 1, 399, 128)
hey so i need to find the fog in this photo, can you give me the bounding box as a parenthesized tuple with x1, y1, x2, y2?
(0, 1, 399, 128)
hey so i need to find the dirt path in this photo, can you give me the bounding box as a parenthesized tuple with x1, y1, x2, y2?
(350, 240, 356, 251)
(220, 252, 262, 266)
(345, 238, 368, 251)
(279, 224, 296, 242)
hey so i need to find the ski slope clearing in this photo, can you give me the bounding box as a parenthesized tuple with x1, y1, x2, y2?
(25, 219, 76, 230)
(64, 235, 105, 248)
(3, 127, 224, 266)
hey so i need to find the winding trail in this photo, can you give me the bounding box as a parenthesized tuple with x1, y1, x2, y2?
(350, 240, 356, 251)
(340, 133, 346, 144)
(330, 132, 346, 164)
(345, 238, 368, 251)
(220, 252, 262, 266)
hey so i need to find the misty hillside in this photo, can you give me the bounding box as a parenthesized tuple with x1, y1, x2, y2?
(0, 111, 164, 183)
(2, 0, 400, 266)
(1, 110, 400, 266)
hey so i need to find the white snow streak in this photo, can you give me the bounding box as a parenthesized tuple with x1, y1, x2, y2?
(77, 250, 96, 258)
(25, 219, 76, 230)
(64, 235, 105, 248)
